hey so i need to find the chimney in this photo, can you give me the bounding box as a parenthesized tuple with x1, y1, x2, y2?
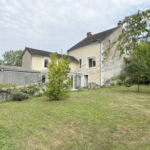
(117, 21, 122, 27)
(87, 32, 92, 37)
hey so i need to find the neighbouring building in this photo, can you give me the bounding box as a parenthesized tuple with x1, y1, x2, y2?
(22, 21, 125, 89)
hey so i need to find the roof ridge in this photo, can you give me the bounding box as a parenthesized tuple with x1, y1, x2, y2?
(90, 26, 119, 37)
(26, 47, 52, 54)
(22, 47, 79, 62)
(67, 26, 120, 52)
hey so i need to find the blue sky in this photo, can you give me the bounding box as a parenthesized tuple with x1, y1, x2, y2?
(0, 0, 150, 59)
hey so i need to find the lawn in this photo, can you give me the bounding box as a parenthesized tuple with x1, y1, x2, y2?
(0, 85, 150, 150)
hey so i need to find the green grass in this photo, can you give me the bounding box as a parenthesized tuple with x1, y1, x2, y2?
(0, 85, 150, 149)
(0, 124, 16, 150)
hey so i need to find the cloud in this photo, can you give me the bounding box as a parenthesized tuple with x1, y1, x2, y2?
(0, 0, 150, 58)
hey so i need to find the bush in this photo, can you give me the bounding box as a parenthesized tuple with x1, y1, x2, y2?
(34, 92, 43, 97)
(0, 83, 18, 93)
(118, 70, 126, 83)
(22, 84, 40, 94)
(124, 79, 133, 87)
(44, 52, 71, 100)
(11, 91, 29, 101)
(110, 82, 116, 87)
(116, 81, 124, 86)
(77, 88, 84, 92)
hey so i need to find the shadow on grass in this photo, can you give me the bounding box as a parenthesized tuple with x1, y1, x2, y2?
(117, 87, 150, 95)
(44, 97, 70, 102)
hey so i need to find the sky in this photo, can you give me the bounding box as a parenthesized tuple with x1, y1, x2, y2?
(0, 0, 150, 59)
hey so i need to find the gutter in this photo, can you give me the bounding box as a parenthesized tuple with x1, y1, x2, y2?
(31, 55, 32, 69)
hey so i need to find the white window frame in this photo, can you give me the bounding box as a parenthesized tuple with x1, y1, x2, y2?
(78, 58, 82, 69)
(43, 57, 50, 69)
(86, 56, 96, 69)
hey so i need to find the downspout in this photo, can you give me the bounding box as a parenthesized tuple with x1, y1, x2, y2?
(100, 42, 102, 86)
(31, 55, 32, 69)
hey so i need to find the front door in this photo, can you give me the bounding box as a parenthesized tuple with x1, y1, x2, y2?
(84, 75, 88, 87)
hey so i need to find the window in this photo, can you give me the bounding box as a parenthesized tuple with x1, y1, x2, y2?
(44, 59, 49, 68)
(79, 58, 82, 69)
(87, 56, 96, 68)
(42, 75, 45, 83)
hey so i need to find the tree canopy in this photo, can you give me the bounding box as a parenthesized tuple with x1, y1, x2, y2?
(0, 50, 23, 66)
(119, 41, 150, 91)
(104, 9, 150, 58)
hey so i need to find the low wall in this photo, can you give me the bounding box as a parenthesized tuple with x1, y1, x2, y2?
(0, 83, 47, 102)
(0, 70, 41, 86)
(0, 93, 11, 102)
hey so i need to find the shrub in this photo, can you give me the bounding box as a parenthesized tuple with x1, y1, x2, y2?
(0, 83, 40, 94)
(110, 82, 116, 87)
(92, 86, 96, 90)
(22, 84, 40, 94)
(34, 92, 43, 97)
(0, 83, 18, 93)
(44, 52, 71, 100)
(118, 70, 126, 83)
(11, 91, 29, 101)
(77, 88, 84, 92)
(116, 81, 124, 86)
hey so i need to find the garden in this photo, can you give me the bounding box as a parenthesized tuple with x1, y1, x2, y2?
(1, 85, 150, 149)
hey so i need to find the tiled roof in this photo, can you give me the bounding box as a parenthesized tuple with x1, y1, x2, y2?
(67, 26, 119, 52)
(0, 65, 40, 73)
(23, 47, 78, 62)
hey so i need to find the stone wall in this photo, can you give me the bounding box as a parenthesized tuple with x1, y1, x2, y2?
(101, 26, 126, 85)
(0, 70, 41, 86)
(0, 92, 11, 102)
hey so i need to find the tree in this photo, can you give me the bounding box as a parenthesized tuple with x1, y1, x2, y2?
(123, 58, 150, 91)
(44, 52, 71, 100)
(105, 9, 150, 58)
(119, 41, 150, 90)
(131, 41, 150, 66)
(0, 60, 2, 65)
(1, 50, 23, 66)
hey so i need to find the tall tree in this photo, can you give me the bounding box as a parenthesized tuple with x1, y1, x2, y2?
(130, 41, 150, 65)
(0, 60, 2, 65)
(124, 58, 150, 91)
(119, 41, 150, 91)
(104, 9, 150, 58)
(44, 52, 71, 100)
(2, 50, 23, 66)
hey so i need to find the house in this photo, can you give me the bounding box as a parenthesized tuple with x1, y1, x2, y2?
(21, 47, 83, 87)
(22, 21, 125, 89)
(67, 21, 125, 87)
(22, 47, 78, 71)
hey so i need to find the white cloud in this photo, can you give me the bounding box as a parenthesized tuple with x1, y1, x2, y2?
(0, 0, 150, 58)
